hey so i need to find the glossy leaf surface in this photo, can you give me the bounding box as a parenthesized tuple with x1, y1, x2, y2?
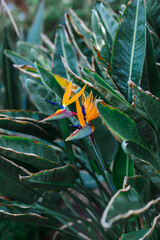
(111, 0, 146, 100)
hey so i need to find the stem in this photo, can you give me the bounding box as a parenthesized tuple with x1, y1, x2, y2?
(89, 136, 116, 194)
(60, 119, 74, 164)
(126, 155, 129, 177)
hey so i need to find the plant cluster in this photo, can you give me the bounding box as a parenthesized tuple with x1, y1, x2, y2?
(0, 0, 160, 239)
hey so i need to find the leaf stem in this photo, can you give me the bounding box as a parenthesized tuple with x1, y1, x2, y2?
(89, 136, 116, 194)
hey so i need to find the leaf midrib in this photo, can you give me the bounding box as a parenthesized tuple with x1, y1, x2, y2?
(128, 0, 140, 99)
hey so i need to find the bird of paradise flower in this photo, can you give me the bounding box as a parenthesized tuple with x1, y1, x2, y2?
(41, 80, 86, 121)
(66, 92, 99, 141)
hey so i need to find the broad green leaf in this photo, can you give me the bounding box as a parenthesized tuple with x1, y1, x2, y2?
(0, 110, 48, 121)
(4, 50, 34, 67)
(122, 140, 160, 191)
(143, 28, 160, 98)
(0, 117, 58, 142)
(25, 79, 57, 115)
(17, 41, 51, 70)
(82, 67, 131, 112)
(0, 110, 61, 140)
(0, 211, 48, 225)
(68, 9, 94, 49)
(26, 2, 44, 44)
(0, 200, 48, 224)
(151, 30, 160, 61)
(112, 145, 134, 190)
(111, 0, 146, 100)
(121, 214, 160, 240)
(98, 103, 143, 144)
(0, 135, 58, 170)
(65, 13, 92, 68)
(122, 140, 160, 170)
(101, 185, 160, 228)
(93, 117, 118, 167)
(146, 0, 160, 37)
(95, 2, 118, 46)
(21, 164, 78, 192)
(91, 9, 110, 63)
(35, 63, 64, 100)
(53, 25, 79, 79)
(129, 110, 158, 146)
(130, 81, 160, 132)
(0, 172, 39, 204)
(121, 229, 151, 240)
(0, 155, 30, 178)
(123, 175, 151, 203)
(91, 43, 111, 77)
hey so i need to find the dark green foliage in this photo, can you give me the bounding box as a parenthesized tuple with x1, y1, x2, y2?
(1, 0, 160, 239)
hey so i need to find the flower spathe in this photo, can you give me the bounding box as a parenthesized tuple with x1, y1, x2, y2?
(41, 80, 86, 122)
(66, 92, 99, 141)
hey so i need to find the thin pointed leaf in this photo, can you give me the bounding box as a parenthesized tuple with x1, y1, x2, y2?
(26, 2, 44, 44)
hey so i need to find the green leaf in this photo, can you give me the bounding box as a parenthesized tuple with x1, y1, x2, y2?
(25, 79, 57, 115)
(95, 2, 118, 47)
(65, 12, 92, 68)
(0, 155, 30, 178)
(53, 25, 79, 79)
(123, 175, 150, 203)
(101, 185, 160, 229)
(0, 135, 59, 170)
(21, 164, 79, 192)
(82, 68, 131, 112)
(130, 81, 160, 132)
(122, 140, 160, 191)
(146, 0, 160, 37)
(2, 29, 21, 109)
(111, 0, 146, 100)
(0, 117, 58, 142)
(68, 9, 94, 49)
(0, 211, 48, 225)
(143, 28, 160, 97)
(93, 117, 118, 167)
(98, 103, 143, 144)
(17, 41, 51, 70)
(121, 229, 150, 240)
(121, 214, 160, 240)
(0, 172, 39, 204)
(35, 63, 64, 100)
(26, 2, 44, 44)
(4, 50, 34, 67)
(91, 9, 110, 63)
(113, 144, 134, 190)
(0, 110, 48, 121)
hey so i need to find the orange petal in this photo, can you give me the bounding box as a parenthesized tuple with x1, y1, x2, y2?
(62, 80, 72, 106)
(76, 99, 85, 127)
(65, 84, 86, 107)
